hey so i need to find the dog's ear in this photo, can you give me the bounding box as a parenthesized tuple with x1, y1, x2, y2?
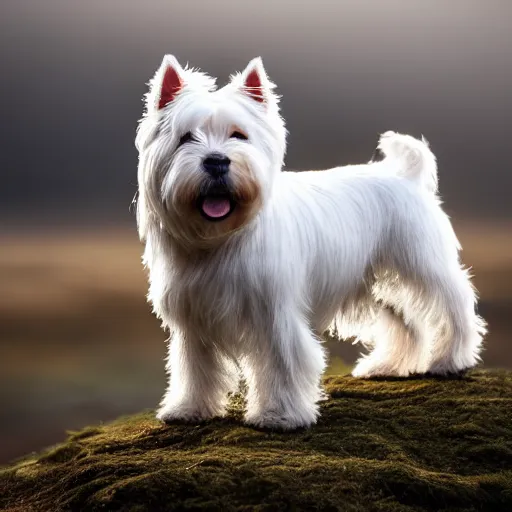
(148, 55, 184, 112)
(239, 57, 272, 104)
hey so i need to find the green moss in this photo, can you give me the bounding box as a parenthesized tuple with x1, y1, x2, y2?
(325, 356, 352, 376)
(1, 370, 512, 511)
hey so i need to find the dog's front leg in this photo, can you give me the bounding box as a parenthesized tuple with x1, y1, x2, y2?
(157, 331, 234, 423)
(243, 312, 326, 430)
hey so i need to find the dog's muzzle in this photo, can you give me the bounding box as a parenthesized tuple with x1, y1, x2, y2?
(198, 154, 236, 221)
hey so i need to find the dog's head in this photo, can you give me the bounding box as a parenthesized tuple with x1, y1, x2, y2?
(136, 55, 286, 249)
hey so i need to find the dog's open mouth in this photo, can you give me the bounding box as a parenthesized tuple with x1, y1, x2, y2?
(198, 194, 236, 221)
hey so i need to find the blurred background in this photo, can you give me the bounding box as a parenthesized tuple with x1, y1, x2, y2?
(1, 0, 511, 464)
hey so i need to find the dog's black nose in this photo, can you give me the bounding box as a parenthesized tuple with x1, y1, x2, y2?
(203, 154, 230, 178)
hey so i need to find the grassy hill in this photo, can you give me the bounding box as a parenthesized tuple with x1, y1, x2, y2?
(1, 370, 511, 511)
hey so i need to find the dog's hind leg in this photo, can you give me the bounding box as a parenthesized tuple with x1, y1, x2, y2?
(394, 213, 485, 375)
(352, 302, 428, 378)
(352, 262, 485, 378)
(352, 258, 485, 378)
(423, 264, 486, 375)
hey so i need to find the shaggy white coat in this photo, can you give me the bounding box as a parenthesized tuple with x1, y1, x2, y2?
(136, 55, 485, 429)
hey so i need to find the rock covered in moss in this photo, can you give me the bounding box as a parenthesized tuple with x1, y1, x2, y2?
(1, 370, 512, 511)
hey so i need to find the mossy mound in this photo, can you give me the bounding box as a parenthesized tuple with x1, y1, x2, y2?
(2, 371, 512, 511)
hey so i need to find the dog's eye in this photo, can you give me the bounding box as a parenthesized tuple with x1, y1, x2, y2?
(177, 132, 194, 147)
(230, 131, 248, 141)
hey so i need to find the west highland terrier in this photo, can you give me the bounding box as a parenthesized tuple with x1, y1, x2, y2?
(135, 55, 486, 429)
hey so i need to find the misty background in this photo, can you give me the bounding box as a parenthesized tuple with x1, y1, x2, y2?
(1, 0, 511, 464)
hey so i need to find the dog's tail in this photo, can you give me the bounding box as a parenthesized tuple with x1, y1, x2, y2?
(376, 131, 438, 194)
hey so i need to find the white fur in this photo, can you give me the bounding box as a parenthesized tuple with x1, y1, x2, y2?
(136, 55, 486, 429)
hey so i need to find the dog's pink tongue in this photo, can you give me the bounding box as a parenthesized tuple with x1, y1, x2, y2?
(202, 197, 230, 218)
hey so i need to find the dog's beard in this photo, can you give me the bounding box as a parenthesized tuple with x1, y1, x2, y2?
(158, 154, 264, 249)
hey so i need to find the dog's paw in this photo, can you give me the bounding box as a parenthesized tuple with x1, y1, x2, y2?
(245, 407, 318, 430)
(427, 360, 478, 377)
(156, 402, 221, 424)
(425, 368, 471, 380)
(427, 350, 481, 377)
(352, 358, 408, 379)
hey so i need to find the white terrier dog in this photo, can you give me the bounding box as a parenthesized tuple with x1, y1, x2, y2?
(136, 55, 486, 429)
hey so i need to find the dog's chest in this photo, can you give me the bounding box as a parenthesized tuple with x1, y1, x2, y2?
(171, 255, 259, 337)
